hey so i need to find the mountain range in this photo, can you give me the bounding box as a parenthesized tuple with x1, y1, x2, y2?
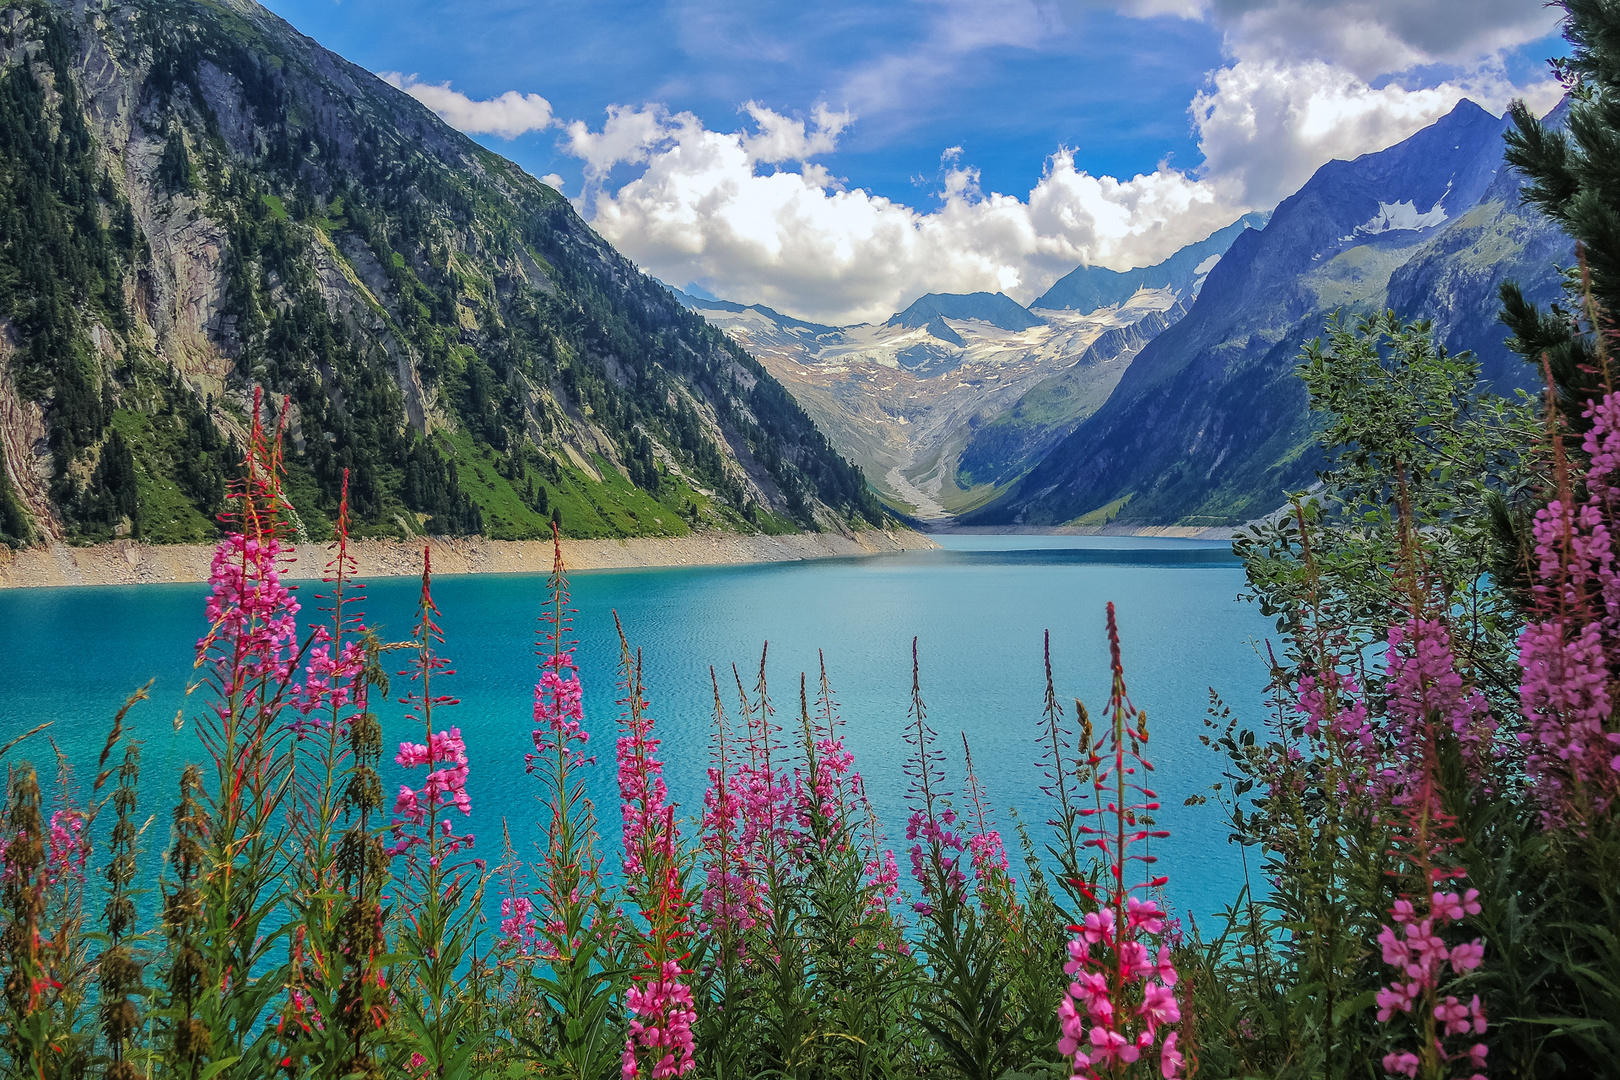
(0, 0, 1575, 546)
(682, 100, 1568, 529)
(0, 0, 881, 549)
(965, 98, 1569, 527)
(673, 217, 1263, 517)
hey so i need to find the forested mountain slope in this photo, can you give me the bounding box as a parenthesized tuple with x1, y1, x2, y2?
(967, 100, 1571, 528)
(0, 0, 881, 548)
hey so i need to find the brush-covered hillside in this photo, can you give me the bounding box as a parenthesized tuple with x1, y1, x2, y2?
(0, 0, 883, 548)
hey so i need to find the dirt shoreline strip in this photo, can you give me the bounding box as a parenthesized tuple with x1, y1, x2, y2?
(0, 529, 939, 589)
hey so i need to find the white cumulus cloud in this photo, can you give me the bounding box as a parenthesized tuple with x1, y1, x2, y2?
(379, 72, 556, 139)
(570, 104, 1243, 324)
(1191, 58, 1560, 208)
(447, 0, 1565, 324)
(1205, 0, 1565, 77)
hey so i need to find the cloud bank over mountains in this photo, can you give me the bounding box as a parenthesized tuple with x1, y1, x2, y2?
(382, 0, 1564, 324)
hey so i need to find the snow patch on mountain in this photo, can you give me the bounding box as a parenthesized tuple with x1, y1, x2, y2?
(1356, 197, 1449, 236)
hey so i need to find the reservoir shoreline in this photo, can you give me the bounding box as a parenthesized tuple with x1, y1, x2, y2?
(924, 524, 1236, 540)
(0, 528, 938, 589)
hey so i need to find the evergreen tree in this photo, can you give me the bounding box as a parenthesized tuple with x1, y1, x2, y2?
(1492, 0, 1619, 597)
(0, 444, 31, 548)
(1500, 0, 1618, 419)
(158, 126, 193, 194)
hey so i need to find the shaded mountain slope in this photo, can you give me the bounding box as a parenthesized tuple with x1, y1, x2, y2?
(967, 100, 1570, 528)
(0, 0, 880, 548)
(955, 300, 1185, 490)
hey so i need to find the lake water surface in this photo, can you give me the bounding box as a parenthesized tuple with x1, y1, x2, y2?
(0, 534, 1275, 920)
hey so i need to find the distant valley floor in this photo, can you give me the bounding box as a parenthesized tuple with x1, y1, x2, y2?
(0, 529, 938, 589)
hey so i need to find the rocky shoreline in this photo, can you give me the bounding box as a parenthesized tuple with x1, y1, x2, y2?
(0, 529, 938, 589)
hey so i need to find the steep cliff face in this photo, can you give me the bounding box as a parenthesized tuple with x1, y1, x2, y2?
(0, 0, 881, 547)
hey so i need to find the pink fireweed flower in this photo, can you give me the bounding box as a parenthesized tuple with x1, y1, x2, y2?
(1140, 982, 1181, 1034)
(615, 618, 696, 1080)
(697, 681, 764, 940)
(1376, 981, 1418, 1023)
(1160, 1031, 1184, 1079)
(1383, 619, 1497, 800)
(1126, 895, 1165, 934)
(198, 532, 302, 712)
(385, 550, 473, 865)
(961, 733, 1017, 921)
(500, 895, 538, 955)
(1071, 970, 1112, 1020)
(1087, 1026, 1138, 1066)
(45, 808, 88, 886)
(1153, 945, 1179, 987)
(1383, 1050, 1421, 1078)
(1431, 889, 1481, 922)
(1449, 939, 1485, 973)
(1436, 996, 1471, 1038)
(1375, 877, 1489, 1075)
(901, 639, 971, 914)
(1059, 606, 1182, 1079)
(730, 655, 795, 882)
(1080, 908, 1115, 945)
(1513, 388, 1620, 818)
(793, 660, 860, 845)
(698, 698, 759, 937)
(622, 961, 697, 1080)
(528, 528, 611, 970)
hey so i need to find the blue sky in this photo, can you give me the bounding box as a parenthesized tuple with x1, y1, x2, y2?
(261, 0, 1568, 323)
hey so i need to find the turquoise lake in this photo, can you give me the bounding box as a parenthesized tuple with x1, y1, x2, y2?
(0, 534, 1275, 922)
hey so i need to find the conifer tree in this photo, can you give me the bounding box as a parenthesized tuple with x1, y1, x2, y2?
(1500, 0, 1619, 416)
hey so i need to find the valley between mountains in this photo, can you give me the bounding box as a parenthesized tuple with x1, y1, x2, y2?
(681, 100, 1571, 529)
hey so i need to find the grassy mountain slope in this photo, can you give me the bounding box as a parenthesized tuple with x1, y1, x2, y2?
(0, 0, 881, 547)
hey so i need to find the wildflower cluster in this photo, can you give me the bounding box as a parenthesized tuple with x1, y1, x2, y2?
(1060, 604, 1183, 1079)
(1374, 881, 1488, 1079)
(1517, 386, 1620, 816)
